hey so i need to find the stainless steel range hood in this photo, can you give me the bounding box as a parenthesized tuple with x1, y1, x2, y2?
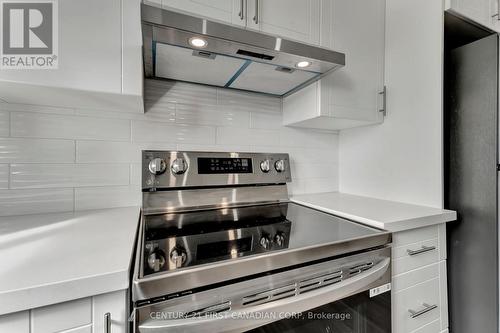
(141, 3, 345, 97)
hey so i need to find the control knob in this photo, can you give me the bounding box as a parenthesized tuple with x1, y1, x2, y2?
(148, 158, 167, 175)
(147, 249, 166, 272)
(274, 232, 286, 247)
(171, 158, 188, 175)
(260, 160, 270, 173)
(170, 246, 187, 268)
(259, 235, 271, 250)
(274, 159, 286, 173)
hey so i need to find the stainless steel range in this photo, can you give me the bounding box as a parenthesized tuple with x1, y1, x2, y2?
(132, 151, 392, 333)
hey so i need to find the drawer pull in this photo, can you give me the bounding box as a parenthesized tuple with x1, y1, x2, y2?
(407, 245, 436, 256)
(408, 303, 437, 318)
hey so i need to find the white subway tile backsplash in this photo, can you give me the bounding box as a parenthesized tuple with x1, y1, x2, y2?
(10, 164, 130, 189)
(176, 143, 252, 153)
(0, 111, 9, 137)
(77, 141, 138, 163)
(218, 89, 281, 114)
(132, 121, 216, 144)
(286, 146, 339, 165)
(2, 80, 339, 216)
(0, 165, 8, 189)
(0, 188, 74, 216)
(304, 177, 339, 193)
(145, 79, 217, 106)
(143, 99, 177, 121)
(75, 108, 146, 121)
(0, 138, 75, 163)
(0, 103, 75, 115)
(130, 163, 141, 186)
(287, 178, 306, 195)
(11, 113, 130, 141)
(76, 141, 177, 163)
(216, 127, 279, 146)
(250, 112, 282, 129)
(75, 186, 140, 210)
(292, 163, 337, 180)
(176, 103, 249, 128)
(280, 128, 338, 149)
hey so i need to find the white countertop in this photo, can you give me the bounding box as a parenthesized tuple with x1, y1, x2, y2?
(0, 206, 140, 315)
(291, 192, 456, 232)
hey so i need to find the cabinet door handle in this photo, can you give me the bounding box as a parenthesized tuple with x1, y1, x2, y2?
(239, 0, 244, 20)
(104, 312, 111, 333)
(408, 303, 438, 318)
(253, 0, 259, 24)
(406, 245, 436, 256)
(378, 86, 387, 116)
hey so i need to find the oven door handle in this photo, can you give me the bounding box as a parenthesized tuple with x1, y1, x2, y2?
(137, 257, 390, 333)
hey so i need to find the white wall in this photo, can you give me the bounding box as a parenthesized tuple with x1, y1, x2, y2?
(338, 0, 444, 208)
(0, 79, 339, 216)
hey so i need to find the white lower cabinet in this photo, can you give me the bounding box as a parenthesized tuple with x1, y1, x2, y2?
(0, 290, 127, 333)
(392, 225, 449, 333)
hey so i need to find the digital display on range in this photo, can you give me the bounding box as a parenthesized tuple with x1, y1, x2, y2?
(196, 237, 253, 260)
(198, 157, 253, 174)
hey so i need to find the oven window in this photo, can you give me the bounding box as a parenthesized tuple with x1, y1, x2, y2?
(247, 291, 391, 333)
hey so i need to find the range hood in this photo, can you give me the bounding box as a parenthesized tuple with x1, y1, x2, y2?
(141, 3, 345, 97)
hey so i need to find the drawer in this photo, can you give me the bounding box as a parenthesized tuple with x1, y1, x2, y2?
(392, 224, 446, 275)
(411, 319, 440, 333)
(393, 262, 439, 292)
(60, 325, 92, 333)
(393, 225, 446, 260)
(393, 261, 448, 333)
(393, 277, 441, 332)
(31, 297, 91, 333)
(393, 225, 439, 247)
(392, 238, 439, 275)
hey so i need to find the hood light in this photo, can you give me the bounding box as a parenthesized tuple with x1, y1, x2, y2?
(296, 61, 311, 68)
(189, 37, 208, 48)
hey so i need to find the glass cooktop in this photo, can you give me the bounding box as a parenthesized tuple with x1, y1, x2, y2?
(142, 202, 390, 276)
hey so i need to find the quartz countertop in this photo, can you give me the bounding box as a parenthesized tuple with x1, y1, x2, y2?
(0, 206, 140, 315)
(291, 192, 456, 232)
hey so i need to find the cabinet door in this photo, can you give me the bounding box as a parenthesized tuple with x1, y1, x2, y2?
(0, 312, 29, 333)
(160, 0, 246, 26)
(449, 0, 491, 27)
(93, 290, 128, 333)
(246, 0, 321, 44)
(319, 0, 385, 123)
(0, 0, 122, 94)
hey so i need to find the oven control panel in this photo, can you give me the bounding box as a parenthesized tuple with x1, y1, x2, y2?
(143, 221, 292, 275)
(142, 151, 291, 190)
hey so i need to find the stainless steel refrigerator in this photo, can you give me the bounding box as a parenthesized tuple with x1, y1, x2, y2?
(445, 13, 499, 333)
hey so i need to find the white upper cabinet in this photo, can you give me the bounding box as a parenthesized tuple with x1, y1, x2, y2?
(158, 0, 321, 45)
(158, 0, 246, 26)
(446, 0, 500, 32)
(283, 0, 386, 130)
(246, 0, 321, 44)
(0, 0, 143, 113)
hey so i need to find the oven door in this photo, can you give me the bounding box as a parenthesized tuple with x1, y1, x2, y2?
(134, 247, 391, 333)
(247, 288, 390, 333)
